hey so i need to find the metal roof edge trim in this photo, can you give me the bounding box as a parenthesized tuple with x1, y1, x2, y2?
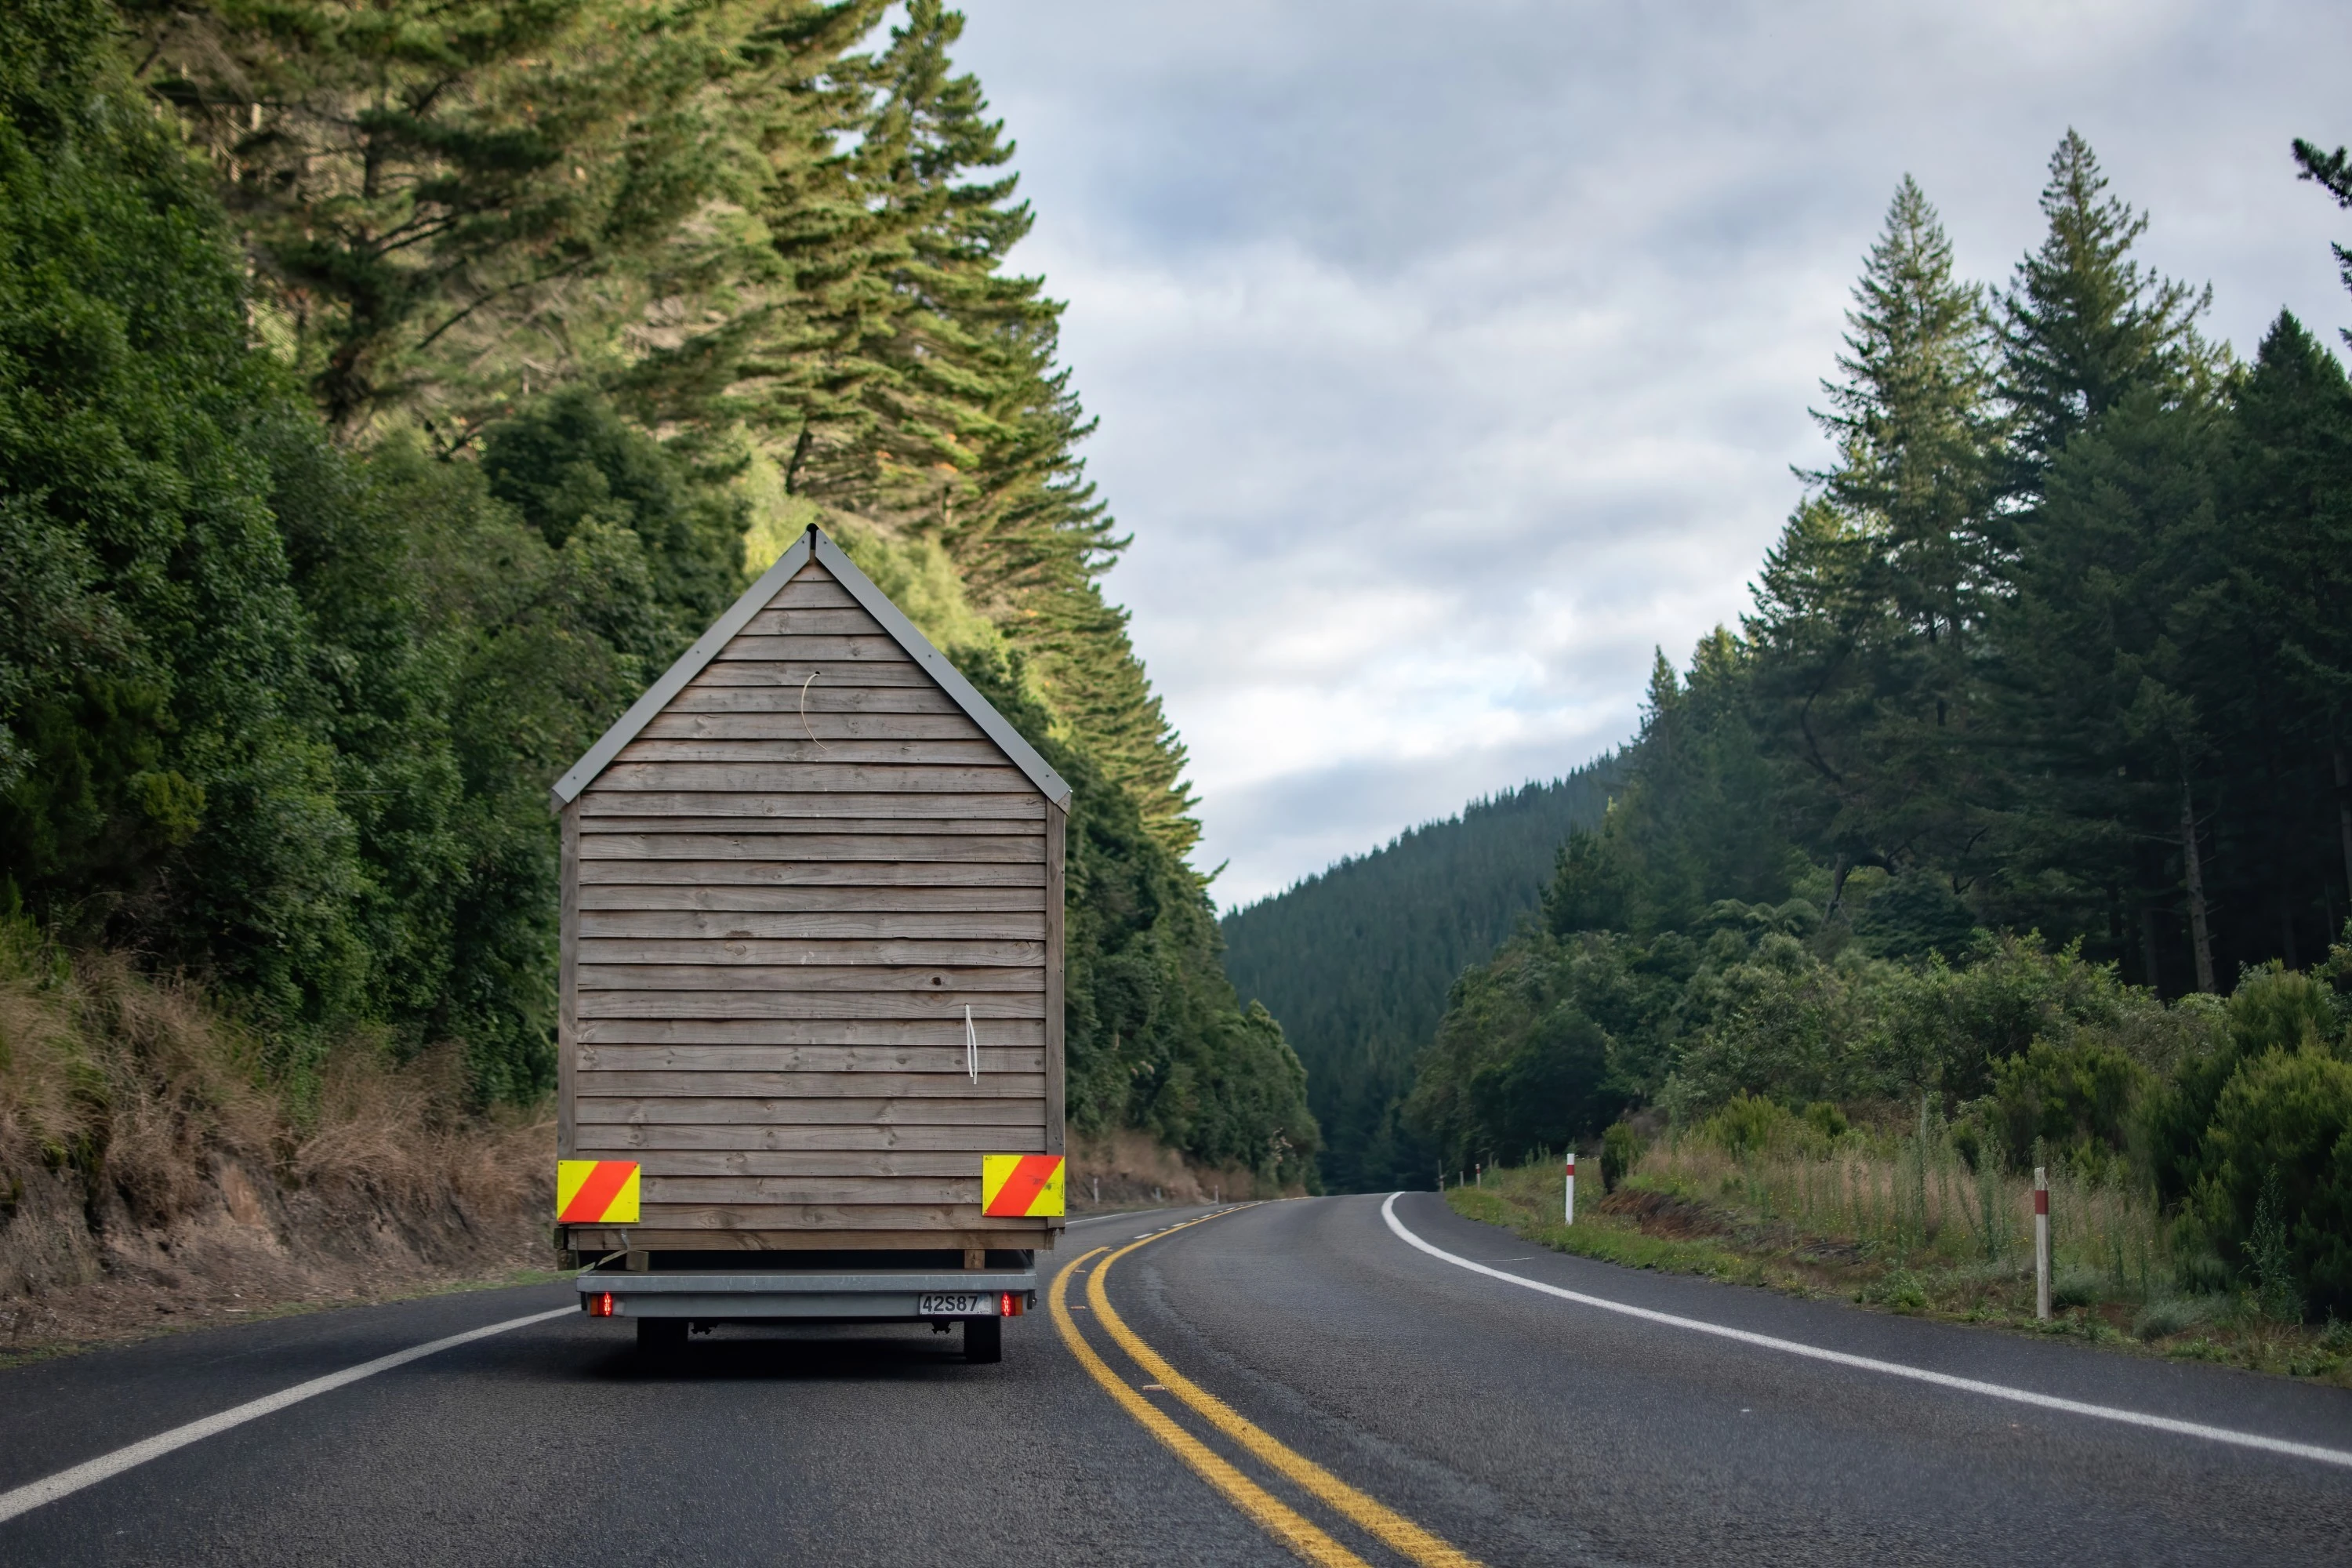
(546, 532, 815, 811)
(809, 531, 1073, 808)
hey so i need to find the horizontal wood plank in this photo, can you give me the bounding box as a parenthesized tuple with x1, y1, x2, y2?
(575, 1095, 1042, 1125)
(611, 739, 1011, 766)
(739, 607, 884, 635)
(579, 909, 1045, 941)
(575, 1044, 1044, 1073)
(711, 635, 911, 663)
(578, 1069, 1046, 1099)
(576, 964, 1044, 993)
(578, 1123, 1044, 1152)
(577, 790, 1042, 822)
(581, 1149, 1006, 1177)
(580, 833, 1043, 864)
(577, 937, 1043, 967)
(578, 991, 1047, 1020)
(579, 860, 1045, 888)
(577, 884, 1044, 915)
(581, 816, 1038, 838)
(682, 662, 936, 690)
(644, 1176, 978, 1204)
(638, 711, 985, 741)
(665, 686, 964, 717)
(761, 578, 861, 610)
(587, 762, 1034, 794)
(576, 1017, 1046, 1047)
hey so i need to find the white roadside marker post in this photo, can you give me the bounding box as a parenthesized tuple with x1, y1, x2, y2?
(2034, 1167, 2051, 1321)
(1564, 1149, 1577, 1226)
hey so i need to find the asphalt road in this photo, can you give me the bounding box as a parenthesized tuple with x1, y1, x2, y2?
(2, 1193, 2347, 1565)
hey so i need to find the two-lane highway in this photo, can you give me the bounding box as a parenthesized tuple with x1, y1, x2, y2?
(4, 1195, 2347, 1564)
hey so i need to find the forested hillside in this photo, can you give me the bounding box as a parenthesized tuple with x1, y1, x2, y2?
(0, 0, 1314, 1186)
(1221, 760, 1621, 1190)
(1410, 135, 2352, 1318)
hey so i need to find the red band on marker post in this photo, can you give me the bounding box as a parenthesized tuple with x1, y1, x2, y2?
(2034, 1189, 2049, 1215)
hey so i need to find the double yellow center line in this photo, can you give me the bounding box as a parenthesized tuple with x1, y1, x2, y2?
(1051, 1210, 1481, 1568)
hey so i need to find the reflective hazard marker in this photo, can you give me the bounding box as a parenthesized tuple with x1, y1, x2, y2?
(982, 1154, 1065, 1218)
(557, 1160, 641, 1224)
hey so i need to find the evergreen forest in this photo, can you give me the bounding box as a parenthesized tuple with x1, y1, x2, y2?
(1399, 135, 2352, 1316)
(1221, 761, 1622, 1191)
(0, 0, 1316, 1185)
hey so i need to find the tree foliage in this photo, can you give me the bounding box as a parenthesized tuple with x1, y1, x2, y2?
(1393, 127, 2352, 1312)
(0, 0, 1284, 1159)
(1219, 762, 1624, 1191)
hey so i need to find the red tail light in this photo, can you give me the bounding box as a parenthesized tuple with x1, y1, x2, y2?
(1000, 1291, 1024, 1318)
(588, 1291, 615, 1317)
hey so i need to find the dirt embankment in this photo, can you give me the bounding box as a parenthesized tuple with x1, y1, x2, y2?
(0, 950, 554, 1363)
(1065, 1128, 1296, 1211)
(0, 944, 1301, 1360)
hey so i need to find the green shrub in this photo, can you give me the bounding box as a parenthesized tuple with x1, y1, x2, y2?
(2132, 1293, 2221, 1341)
(1949, 1108, 1989, 1173)
(1802, 1101, 1849, 1141)
(2191, 1047, 2352, 1321)
(1601, 1120, 1642, 1192)
(2052, 1265, 2104, 1310)
(1704, 1091, 1794, 1156)
(1988, 1035, 2149, 1172)
(1866, 1268, 1928, 1312)
(2145, 965, 2350, 1210)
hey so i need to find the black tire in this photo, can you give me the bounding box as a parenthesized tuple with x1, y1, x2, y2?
(636, 1316, 687, 1359)
(964, 1315, 1002, 1364)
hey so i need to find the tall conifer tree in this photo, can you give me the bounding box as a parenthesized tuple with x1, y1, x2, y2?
(1998, 130, 2217, 494)
(1748, 178, 1998, 913)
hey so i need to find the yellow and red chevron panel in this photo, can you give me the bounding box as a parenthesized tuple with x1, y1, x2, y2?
(557, 1160, 641, 1224)
(982, 1153, 1065, 1218)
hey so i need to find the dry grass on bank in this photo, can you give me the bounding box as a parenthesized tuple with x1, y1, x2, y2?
(0, 938, 557, 1364)
(1065, 1127, 1295, 1212)
(1447, 1136, 2352, 1386)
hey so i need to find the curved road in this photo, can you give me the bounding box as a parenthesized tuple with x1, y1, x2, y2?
(2, 1194, 2347, 1565)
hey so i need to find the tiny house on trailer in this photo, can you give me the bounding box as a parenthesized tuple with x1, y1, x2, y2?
(550, 524, 1068, 1363)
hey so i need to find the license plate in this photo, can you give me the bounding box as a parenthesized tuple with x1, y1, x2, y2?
(918, 1292, 996, 1317)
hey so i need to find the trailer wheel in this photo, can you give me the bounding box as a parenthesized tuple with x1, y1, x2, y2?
(637, 1316, 687, 1360)
(964, 1316, 1002, 1363)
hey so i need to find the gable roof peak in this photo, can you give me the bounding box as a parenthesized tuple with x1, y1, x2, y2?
(549, 524, 1071, 811)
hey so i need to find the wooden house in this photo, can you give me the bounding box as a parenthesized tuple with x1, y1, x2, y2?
(550, 524, 1069, 1257)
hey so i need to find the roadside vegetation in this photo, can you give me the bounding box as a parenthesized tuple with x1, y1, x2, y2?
(0, 920, 554, 1363)
(1402, 132, 2352, 1352)
(1221, 762, 1624, 1192)
(0, 0, 1316, 1238)
(1446, 1099, 2352, 1388)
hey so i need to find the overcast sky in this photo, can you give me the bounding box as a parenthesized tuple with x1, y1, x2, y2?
(950, 0, 2352, 910)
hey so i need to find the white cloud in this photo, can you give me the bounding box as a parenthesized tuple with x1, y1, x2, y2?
(954, 0, 2352, 906)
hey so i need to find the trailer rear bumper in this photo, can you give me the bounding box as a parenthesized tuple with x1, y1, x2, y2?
(577, 1270, 1038, 1321)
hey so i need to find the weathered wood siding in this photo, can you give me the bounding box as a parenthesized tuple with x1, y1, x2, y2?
(559, 561, 1062, 1246)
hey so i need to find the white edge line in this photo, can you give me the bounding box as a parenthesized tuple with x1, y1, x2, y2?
(1379, 1194, 2352, 1471)
(0, 1305, 575, 1525)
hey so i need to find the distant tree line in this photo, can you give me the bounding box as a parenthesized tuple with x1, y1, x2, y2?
(1220, 764, 1624, 1191)
(1406, 133, 2352, 1312)
(0, 0, 1316, 1181)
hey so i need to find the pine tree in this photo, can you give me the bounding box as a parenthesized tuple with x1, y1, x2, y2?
(1998, 130, 2217, 492)
(1748, 179, 1998, 909)
(2225, 313, 2352, 935)
(130, 0, 840, 437)
(1988, 132, 2231, 989)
